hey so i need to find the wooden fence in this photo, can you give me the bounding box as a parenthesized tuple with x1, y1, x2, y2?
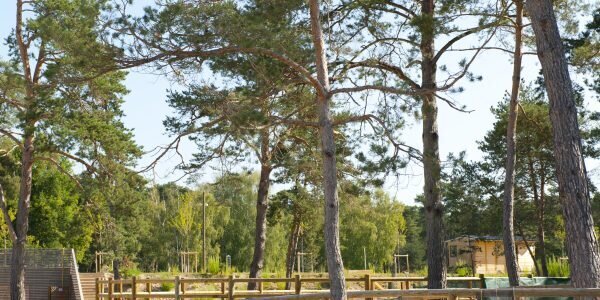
(96, 275, 482, 299)
(249, 288, 600, 300)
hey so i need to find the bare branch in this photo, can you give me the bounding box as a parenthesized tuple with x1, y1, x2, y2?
(0, 97, 26, 112)
(0, 145, 19, 157)
(51, 150, 97, 173)
(0, 129, 23, 147)
(435, 93, 474, 113)
(343, 60, 421, 89)
(269, 116, 319, 127)
(433, 30, 476, 64)
(330, 85, 423, 96)
(32, 41, 46, 84)
(437, 26, 498, 91)
(120, 46, 327, 97)
(332, 113, 423, 161)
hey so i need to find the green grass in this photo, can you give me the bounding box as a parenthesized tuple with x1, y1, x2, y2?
(207, 256, 221, 274)
(546, 256, 570, 277)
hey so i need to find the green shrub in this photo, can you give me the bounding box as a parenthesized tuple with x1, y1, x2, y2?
(452, 259, 473, 277)
(456, 265, 472, 277)
(547, 256, 570, 277)
(161, 282, 175, 291)
(121, 267, 142, 278)
(208, 256, 221, 274)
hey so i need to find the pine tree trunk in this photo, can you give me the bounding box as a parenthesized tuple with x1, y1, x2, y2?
(10, 135, 34, 300)
(525, 0, 600, 288)
(517, 223, 541, 276)
(248, 134, 272, 290)
(308, 1, 346, 299)
(420, 0, 446, 289)
(527, 158, 549, 276)
(285, 218, 301, 290)
(538, 168, 549, 276)
(502, 0, 523, 287)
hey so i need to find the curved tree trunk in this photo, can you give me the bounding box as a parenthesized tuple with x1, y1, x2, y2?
(525, 0, 600, 288)
(248, 133, 272, 290)
(502, 0, 523, 287)
(284, 217, 301, 290)
(308, 1, 346, 299)
(420, 0, 447, 289)
(516, 222, 541, 276)
(527, 158, 549, 276)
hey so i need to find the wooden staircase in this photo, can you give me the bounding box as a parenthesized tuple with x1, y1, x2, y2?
(79, 273, 104, 300)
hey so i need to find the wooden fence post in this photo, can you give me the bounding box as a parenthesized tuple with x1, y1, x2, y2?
(132, 276, 137, 300)
(477, 274, 485, 300)
(258, 280, 263, 294)
(295, 275, 301, 295)
(365, 274, 372, 300)
(108, 278, 113, 300)
(181, 277, 186, 295)
(146, 280, 151, 300)
(175, 276, 180, 300)
(228, 275, 234, 300)
(48, 286, 52, 300)
(221, 280, 226, 300)
(95, 278, 100, 300)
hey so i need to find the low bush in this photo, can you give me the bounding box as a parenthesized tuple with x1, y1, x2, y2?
(546, 256, 569, 277)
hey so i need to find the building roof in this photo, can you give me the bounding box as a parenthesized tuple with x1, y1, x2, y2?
(445, 235, 531, 243)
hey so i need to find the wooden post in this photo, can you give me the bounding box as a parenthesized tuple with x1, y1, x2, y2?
(449, 293, 457, 300)
(479, 274, 485, 289)
(468, 280, 473, 289)
(365, 274, 372, 300)
(48, 286, 52, 300)
(119, 280, 123, 297)
(95, 278, 100, 300)
(221, 280, 226, 300)
(175, 276, 180, 300)
(228, 275, 234, 300)
(295, 275, 301, 295)
(146, 279, 152, 300)
(406, 280, 411, 290)
(108, 278, 113, 300)
(258, 280, 263, 294)
(132, 276, 137, 300)
(181, 278, 186, 295)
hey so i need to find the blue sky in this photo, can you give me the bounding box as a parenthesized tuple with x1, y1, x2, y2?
(0, 2, 597, 205)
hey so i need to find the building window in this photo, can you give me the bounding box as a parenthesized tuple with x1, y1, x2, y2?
(450, 245, 458, 257)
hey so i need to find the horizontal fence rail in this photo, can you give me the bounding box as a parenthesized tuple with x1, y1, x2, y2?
(249, 288, 600, 300)
(96, 275, 485, 299)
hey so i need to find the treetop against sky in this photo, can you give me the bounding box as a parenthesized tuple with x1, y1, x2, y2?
(0, 1, 597, 205)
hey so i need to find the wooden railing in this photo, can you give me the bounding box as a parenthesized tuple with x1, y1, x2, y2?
(250, 288, 600, 300)
(95, 275, 482, 299)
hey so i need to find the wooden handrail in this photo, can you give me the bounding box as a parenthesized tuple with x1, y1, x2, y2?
(248, 288, 600, 300)
(96, 275, 582, 300)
